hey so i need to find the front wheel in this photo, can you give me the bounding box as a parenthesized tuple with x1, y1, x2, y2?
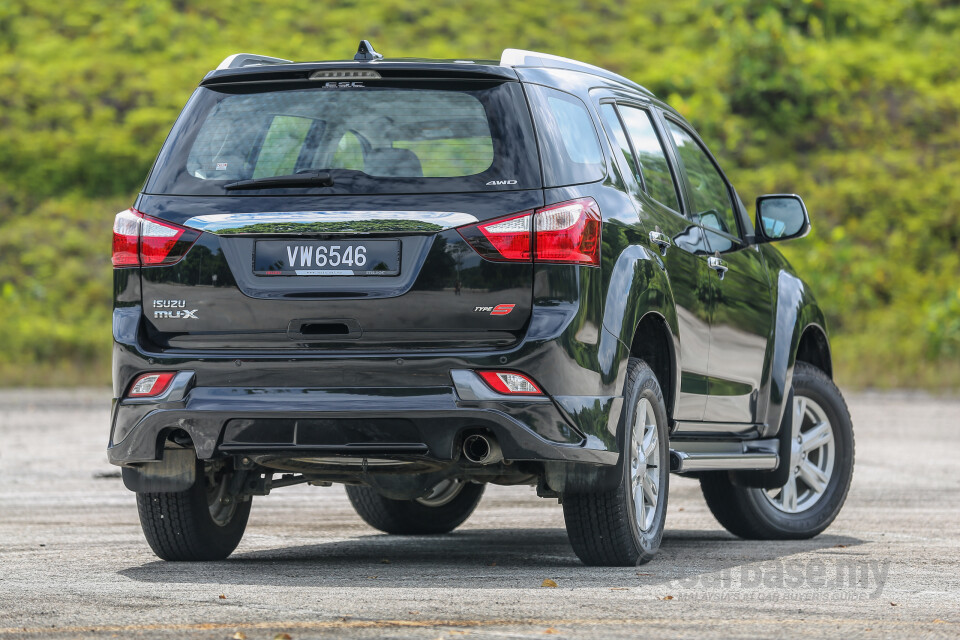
(562, 358, 670, 566)
(700, 362, 855, 539)
(136, 459, 251, 561)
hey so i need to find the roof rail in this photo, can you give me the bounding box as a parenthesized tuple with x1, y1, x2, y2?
(500, 48, 654, 97)
(216, 53, 293, 71)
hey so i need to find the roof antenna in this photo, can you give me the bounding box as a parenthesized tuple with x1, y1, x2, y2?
(354, 40, 383, 61)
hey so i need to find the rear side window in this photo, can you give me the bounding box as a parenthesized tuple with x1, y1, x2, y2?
(145, 81, 540, 195)
(616, 106, 682, 212)
(525, 85, 605, 187)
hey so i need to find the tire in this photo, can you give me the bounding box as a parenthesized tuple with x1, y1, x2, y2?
(700, 362, 855, 539)
(562, 358, 670, 566)
(136, 460, 251, 561)
(346, 479, 484, 535)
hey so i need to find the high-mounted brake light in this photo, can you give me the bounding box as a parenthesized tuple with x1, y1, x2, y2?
(112, 208, 199, 268)
(309, 69, 382, 81)
(457, 198, 601, 266)
(477, 371, 543, 395)
(128, 372, 176, 398)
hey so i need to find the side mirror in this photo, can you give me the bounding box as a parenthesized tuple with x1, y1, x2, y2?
(755, 194, 810, 243)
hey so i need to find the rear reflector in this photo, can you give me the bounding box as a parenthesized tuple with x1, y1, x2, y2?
(112, 208, 200, 268)
(128, 372, 176, 398)
(477, 371, 543, 395)
(457, 198, 601, 265)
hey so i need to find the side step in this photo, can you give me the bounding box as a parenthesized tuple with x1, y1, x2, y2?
(670, 439, 779, 473)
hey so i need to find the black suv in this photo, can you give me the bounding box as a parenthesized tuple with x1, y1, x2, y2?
(110, 43, 854, 566)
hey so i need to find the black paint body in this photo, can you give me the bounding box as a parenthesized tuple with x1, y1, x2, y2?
(110, 60, 832, 493)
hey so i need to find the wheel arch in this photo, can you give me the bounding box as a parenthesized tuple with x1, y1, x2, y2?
(548, 246, 678, 496)
(762, 268, 832, 437)
(795, 323, 832, 379)
(600, 244, 681, 420)
(628, 311, 677, 421)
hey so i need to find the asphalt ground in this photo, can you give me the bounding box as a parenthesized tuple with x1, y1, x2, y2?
(0, 389, 958, 639)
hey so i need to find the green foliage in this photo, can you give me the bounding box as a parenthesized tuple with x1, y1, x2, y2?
(1, 0, 958, 388)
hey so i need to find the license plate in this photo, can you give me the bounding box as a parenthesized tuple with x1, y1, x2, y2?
(254, 240, 400, 276)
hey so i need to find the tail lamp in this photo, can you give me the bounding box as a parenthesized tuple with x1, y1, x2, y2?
(112, 208, 199, 267)
(457, 198, 601, 266)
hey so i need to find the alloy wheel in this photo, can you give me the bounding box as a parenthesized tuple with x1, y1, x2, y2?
(630, 397, 661, 532)
(762, 394, 836, 514)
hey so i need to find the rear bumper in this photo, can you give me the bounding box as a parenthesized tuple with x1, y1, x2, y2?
(111, 299, 629, 468)
(108, 374, 618, 466)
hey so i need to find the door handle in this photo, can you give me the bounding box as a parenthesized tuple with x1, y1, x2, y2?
(648, 229, 671, 256)
(708, 255, 728, 280)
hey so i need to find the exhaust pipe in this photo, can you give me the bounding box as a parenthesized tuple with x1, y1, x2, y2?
(462, 434, 503, 465)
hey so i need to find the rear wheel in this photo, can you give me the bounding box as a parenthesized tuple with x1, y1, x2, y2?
(136, 459, 251, 561)
(562, 358, 669, 566)
(346, 479, 484, 535)
(700, 362, 854, 539)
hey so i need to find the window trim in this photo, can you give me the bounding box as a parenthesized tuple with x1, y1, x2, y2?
(658, 112, 744, 244)
(597, 99, 646, 192)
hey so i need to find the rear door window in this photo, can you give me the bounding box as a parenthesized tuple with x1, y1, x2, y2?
(525, 85, 605, 187)
(599, 103, 641, 186)
(616, 106, 682, 212)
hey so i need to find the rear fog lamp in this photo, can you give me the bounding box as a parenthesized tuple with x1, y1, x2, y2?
(128, 372, 177, 398)
(477, 371, 543, 395)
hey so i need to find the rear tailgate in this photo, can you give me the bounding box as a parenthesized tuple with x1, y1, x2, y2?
(136, 69, 543, 352)
(137, 192, 542, 351)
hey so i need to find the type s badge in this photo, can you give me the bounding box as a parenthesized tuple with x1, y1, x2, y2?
(475, 304, 515, 316)
(152, 299, 198, 319)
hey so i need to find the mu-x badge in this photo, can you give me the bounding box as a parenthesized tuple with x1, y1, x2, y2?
(152, 299, 198, 320)
(475, 304, 515, 315)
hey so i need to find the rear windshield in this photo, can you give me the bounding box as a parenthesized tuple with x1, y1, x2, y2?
(145, 80, 541, 195)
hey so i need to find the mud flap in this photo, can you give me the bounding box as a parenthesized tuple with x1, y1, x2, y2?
(731, 389, 793, 489)
(544, 461, 621, 494)
(121, 448, 197, 493)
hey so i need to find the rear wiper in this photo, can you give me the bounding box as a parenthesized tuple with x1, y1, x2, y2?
(224, 170, 335, 191)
